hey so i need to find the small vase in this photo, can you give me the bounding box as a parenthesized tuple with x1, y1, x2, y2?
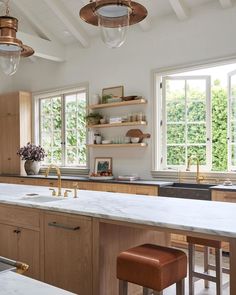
(24, 160, 40, 175)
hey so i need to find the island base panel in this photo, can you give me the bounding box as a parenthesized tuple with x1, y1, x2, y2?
(97, 222, 170, 295)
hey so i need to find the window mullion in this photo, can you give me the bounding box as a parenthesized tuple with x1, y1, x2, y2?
(61, 95, 66, 166)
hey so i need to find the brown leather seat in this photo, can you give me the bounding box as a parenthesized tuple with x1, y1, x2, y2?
(117, 244, 187, 292)
(186, 236, 222, 248)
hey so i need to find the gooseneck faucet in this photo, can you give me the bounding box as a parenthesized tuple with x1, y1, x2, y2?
(186, 155, 204, 184)
(45, 164, 62, 196)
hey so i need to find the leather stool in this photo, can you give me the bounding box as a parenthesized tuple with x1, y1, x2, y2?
(117, 244, 187, 295)
(187, 236, 230, 295)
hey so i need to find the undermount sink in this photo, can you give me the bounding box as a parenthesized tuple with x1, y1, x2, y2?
(170, 183, 213, 189)
(159, 183, 212, 201)
(20, 195, 64, 203)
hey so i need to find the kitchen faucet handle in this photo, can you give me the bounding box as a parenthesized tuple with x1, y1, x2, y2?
(49, 188, 56, 196)
(72, 182, 79, 198)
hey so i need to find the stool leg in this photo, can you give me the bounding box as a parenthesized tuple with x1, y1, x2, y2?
(143, 288, 151, 295)
(189, 243, 195, 295)
(215, 248, 223, 295)
(204, 246, 210, 289)
(176, 279, 185, 295)
(119, 280, 128, 295)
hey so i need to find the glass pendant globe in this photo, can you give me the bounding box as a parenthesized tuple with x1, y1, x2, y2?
(96, 5, 130, 48)
(0, 44, 21, 76)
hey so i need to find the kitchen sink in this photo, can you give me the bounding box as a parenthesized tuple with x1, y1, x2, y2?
(159, 183, 212, 201)
(20, 195, 64, 203)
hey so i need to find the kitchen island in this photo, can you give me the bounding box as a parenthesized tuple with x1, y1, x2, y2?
(0, 183, 235, 294)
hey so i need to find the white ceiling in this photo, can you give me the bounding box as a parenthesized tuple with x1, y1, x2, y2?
(0, 0, 234, 60)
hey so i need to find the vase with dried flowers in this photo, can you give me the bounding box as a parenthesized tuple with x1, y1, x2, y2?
(17, 142, 47, 175)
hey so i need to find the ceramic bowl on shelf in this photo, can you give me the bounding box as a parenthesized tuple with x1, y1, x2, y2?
(102, 140, 112, 144)
(131, 137, 140, 143)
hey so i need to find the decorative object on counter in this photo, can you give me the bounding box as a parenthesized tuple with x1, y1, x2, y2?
(80, 0, 147, 48)
(94, 157, 112, 175)
(17, 142, 46, 175)
(223, 178, 233, 186)
(102, 86, 124, 103)
(118, 174, 140, 181)
(86, 112, 103, 125)
(0, 0, 34, 76)
(126, 129, 151, 143)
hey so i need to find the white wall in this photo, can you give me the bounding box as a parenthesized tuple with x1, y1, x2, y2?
(4, 1, 236, 178)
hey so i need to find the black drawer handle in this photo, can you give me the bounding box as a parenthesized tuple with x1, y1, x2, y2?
(48, 222, 80, 231)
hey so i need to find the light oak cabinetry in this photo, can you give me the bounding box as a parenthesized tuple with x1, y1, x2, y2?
(44, 213, 92, 295)
(0, 205, 40, 279)
(0, 92, 31, 175)
(0, 176, 159, 195)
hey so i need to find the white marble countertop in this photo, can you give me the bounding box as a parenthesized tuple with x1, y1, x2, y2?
(0, 272, 75, 295)
(0, 183, 236, 239)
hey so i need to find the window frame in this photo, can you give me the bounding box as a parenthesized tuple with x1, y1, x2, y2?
(161, 75, 211, 171)
(33, 84, 89, 175)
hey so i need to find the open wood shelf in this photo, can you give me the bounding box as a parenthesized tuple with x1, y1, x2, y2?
(88, 98, 147, 109)
(87, 121, 147, 128)
(87, 143, 148, 148)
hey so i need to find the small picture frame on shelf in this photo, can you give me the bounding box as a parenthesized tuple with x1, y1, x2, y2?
(102, 86, 124, 103)
(94, 157, 112, 174)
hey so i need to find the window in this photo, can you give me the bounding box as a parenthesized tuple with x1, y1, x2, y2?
(162, 76, 211, 170)
(154, 61, 236, 174)
(36, 87, 88, 168)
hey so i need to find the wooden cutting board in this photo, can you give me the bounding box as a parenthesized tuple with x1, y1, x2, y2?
(126, 129, 151, 140)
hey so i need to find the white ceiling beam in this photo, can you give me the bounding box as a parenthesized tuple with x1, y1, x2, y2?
(219, 0, 233, 8)
(12, 0, 58, 42)
(43, 0, 90, 48)
(18, 32, 65, 62)
(168, 0, 189, 20)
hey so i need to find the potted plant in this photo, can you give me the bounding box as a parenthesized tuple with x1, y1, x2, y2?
(86, 112, 103, 125)
(17, 142, 47, 175)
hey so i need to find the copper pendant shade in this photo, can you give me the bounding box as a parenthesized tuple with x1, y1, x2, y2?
(0, 15, 34, 57)
(80, 0, 147, 27)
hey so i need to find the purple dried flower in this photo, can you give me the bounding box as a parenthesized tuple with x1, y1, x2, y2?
(17, 142, 47, 162)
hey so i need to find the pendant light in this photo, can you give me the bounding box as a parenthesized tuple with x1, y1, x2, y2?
(0, 0, 34, 76)
(80, 0, 147, 48)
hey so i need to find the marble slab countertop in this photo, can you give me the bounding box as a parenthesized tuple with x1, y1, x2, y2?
(0, 272, 75, 295)
(0, 174, 173, 187)
(211, 184, 236, 191)
(0, 183, 236, 239)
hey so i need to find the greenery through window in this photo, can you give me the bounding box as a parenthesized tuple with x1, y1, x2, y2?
(39, 90, 87, 167)
(163, 77, 210, 169)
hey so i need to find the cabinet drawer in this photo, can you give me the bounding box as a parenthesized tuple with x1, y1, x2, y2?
(0, 205, 40, 229)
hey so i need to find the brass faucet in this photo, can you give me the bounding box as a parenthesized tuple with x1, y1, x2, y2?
(186, 155, 204, 184)
(45, 164, 62, 196)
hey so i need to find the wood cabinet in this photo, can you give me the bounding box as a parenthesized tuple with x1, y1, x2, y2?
(0, 205, 40, 279)
(44, 213, 92, 295)
(0, 91, 31, 175)
(0, 176, 159, 196)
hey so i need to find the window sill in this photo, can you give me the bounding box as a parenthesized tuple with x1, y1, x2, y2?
(151, 170, 236, 184)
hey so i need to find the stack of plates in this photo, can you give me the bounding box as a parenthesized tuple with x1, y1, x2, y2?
(118, 175, 139, 181)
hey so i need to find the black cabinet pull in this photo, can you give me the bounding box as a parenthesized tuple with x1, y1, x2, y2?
(13, 229, 21, 234)
(48, 222, 80, 231)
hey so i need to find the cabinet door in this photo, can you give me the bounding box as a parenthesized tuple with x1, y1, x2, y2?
(0, 223, 18, 260)
(0, 115, 20, 174)
(130, 185, 158, 196)
(0, 92, 19, 117)
(17, 228, 40, 279)
(44, 213, 92, 295)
